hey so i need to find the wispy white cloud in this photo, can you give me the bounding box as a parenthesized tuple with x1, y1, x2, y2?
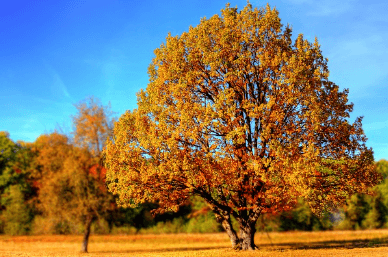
(285, 0, 312, 4)
(333, 32, 386, 55)
(22, 117, 40, 130)
(3, 115, 45, 142)
(363, 119, 388, 161)
(52, 71, 70, 99)
(364, 120, 388, 131)
(103, 60, 122, 91)
(284, 0, 355, 17)
(82, 48, 125, 95)
(0, 90, 75, 143)
(43, 60, 72, 101)
(367, 142, 388, 161)
(5, 108, 74, 142)
(325, 32, 388, 97)
(100, 48, 130, 100)
(327, 34, 387, 74)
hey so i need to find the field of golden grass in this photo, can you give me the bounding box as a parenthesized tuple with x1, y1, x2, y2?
(2, 229, 388, 256)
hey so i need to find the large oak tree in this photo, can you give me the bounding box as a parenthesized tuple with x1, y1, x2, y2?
(105, 4, 379, 250)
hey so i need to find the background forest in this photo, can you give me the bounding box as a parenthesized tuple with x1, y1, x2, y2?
(1, 96, 388, 237)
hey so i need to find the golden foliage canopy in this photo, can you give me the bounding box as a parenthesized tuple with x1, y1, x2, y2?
(105, 3, 379, 250)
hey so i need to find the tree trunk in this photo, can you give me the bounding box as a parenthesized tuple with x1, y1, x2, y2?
(221, 215, 240, 248)
(214, 211, 240, 248)
(239, 221, 257, 250)
(81, 217, 93, 253)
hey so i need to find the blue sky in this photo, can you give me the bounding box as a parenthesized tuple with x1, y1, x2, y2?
(1, 0, 387, 161)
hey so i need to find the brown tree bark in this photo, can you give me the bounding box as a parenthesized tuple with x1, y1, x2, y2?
(204, 196, 239, 248)
(236, 209, 261, 250)
(81, 217, 93, 253)
(220, 215, 240, 248)
(238, 221, 257, 250)
(213, 210, 240, 248)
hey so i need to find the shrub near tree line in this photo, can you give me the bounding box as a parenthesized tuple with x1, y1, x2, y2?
(104, 3, 380, 250)
(0, 132, 36, 235)
(337, 159, 388, 230)
(0, 99, 198, 241)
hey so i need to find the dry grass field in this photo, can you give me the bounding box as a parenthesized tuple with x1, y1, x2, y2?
(2, 229, 388, 256)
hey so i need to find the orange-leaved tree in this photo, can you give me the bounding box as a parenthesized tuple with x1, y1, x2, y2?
(36, 136, 112, 252)
(33, 132, 82, 234)
(73, 96, 115, 158)
(71, 96, 115, 253)
(36, 97, 115, 253)
(33, 132, 73, 182)
(104, 4, 380, 250)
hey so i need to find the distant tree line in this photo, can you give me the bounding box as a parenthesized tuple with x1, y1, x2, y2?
(0, 97, 218, 251)
(1, 98, 388, 246)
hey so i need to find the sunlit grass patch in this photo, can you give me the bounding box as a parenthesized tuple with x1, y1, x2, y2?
(1, 230, 388, 256)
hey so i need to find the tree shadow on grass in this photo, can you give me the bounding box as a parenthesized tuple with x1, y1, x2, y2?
(259, 237, 388, 251)
(94, 236, 388, 254)
(95, 246, 230, 254)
